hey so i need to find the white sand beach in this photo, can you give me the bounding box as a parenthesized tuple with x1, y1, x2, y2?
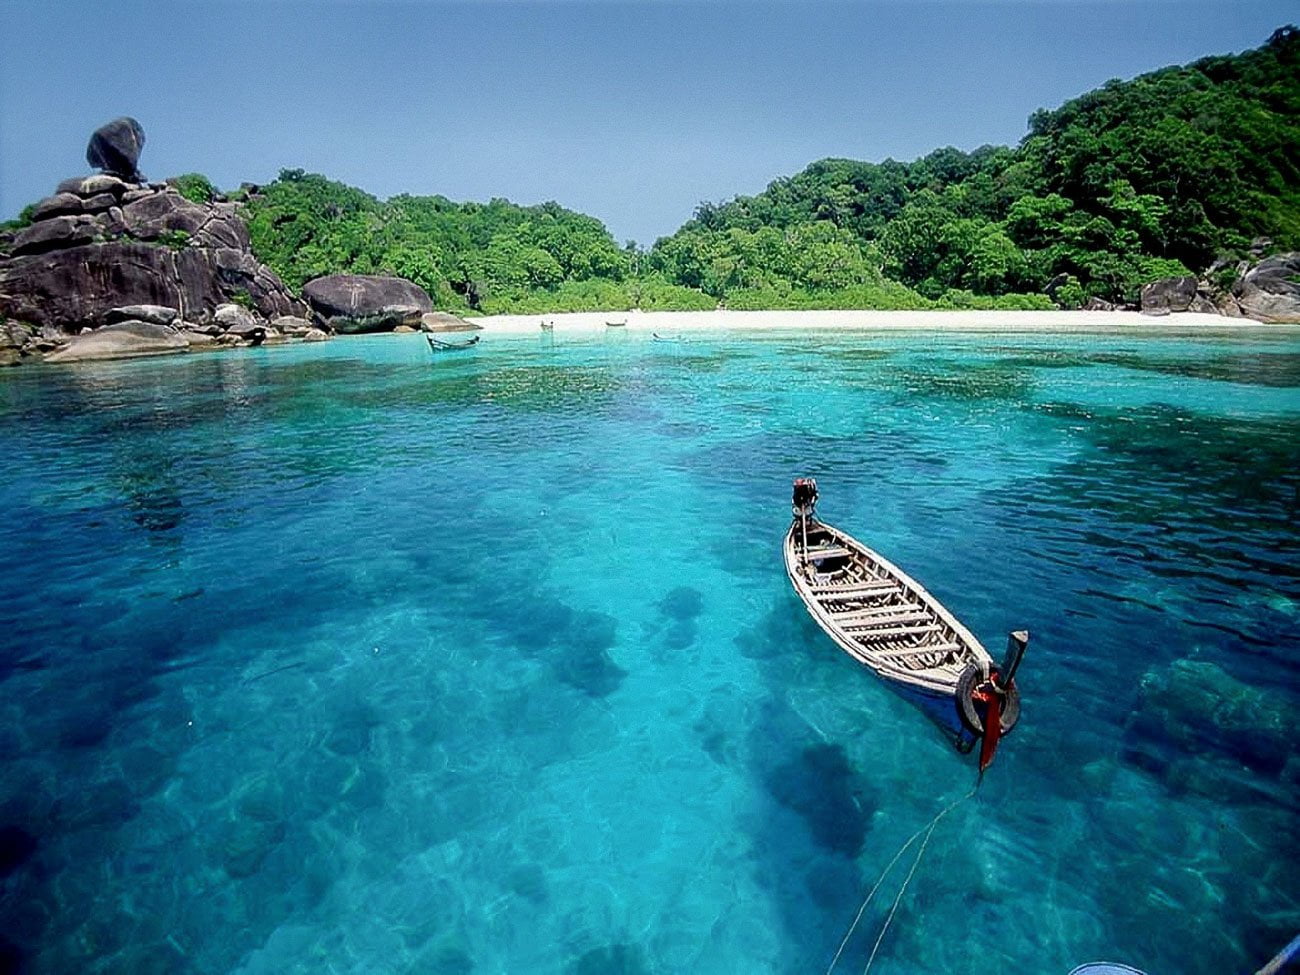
(467, 308, 1297, 335)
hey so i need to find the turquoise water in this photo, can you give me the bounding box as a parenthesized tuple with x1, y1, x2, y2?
(1, 329, 1297, 975)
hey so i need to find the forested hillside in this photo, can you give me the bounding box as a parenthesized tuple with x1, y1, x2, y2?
(236, 27, 1297, 313)
(651, 25, 1299, 309)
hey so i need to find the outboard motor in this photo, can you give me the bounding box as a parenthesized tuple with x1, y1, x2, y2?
(792, 477, 819, 558)
(792, 477, 818, 518)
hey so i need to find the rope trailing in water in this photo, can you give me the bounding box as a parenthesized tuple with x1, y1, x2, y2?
(825, 785, 978, 975)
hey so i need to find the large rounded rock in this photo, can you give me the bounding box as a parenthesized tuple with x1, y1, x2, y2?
(86, 117, 146, 182)
(1140, 276, 1198, 315)
(45, 321, 187, 363)
(1233, 252, 1300, 323)
(30, 193, 84, 221)
(10, 216, 98, 257)
(303, 274, 433, 333)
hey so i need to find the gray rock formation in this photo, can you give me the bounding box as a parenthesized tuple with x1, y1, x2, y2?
(271, 315, 313, 336)
(214, 303, 266, 344)
(1232, 252, 1300, 323)
(1, 240, 302, 332)
(1135, 252, 1300, 324)
(1139, 275, 1198, 315)
(31, 193, 83, 221)
(105, 305, 179, 327)
(0, 118, 324, 364)
(1, 181, 308, 352)
(45, 321, 188, 363)
(303, 274, 433, 333)
(213, 303, 258, 332)
(86, 117, 146, 182)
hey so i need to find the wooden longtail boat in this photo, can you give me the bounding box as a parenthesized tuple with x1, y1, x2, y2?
(784, 477, 1026, 767)
(425, 334, 481, 352)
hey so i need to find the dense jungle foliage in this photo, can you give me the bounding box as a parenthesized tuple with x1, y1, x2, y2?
(239, 27, 1298, 313)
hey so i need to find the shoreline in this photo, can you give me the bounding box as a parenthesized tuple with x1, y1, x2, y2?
(465, 308, 1300, 335)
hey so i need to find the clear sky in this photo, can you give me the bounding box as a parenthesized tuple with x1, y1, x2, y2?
(0, 1, 1293, 245)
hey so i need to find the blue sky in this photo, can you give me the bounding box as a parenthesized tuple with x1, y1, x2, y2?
(0, 1, 1293, 244)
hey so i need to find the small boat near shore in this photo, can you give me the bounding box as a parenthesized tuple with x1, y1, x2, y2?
(784, 477, 1026, 767)
(605, 318, 628, 327)
(425, 333, 481, 352)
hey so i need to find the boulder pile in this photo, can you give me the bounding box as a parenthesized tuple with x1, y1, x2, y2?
(1140, 243, 1300, 323)
(0, 117, 317, 365)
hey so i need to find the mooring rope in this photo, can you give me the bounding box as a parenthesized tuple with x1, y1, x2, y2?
(825, 785, 978, 975)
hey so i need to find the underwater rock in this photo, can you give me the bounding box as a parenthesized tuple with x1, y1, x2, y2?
(0, 825, 38, 877)
(569, 943, 649, 975)
(657, 586, 703, 621)
(219, 815, 286, 878)
(553, 610, 626, 697)
(1129, 658, 1299, 776)
(766, 743, 870, 857)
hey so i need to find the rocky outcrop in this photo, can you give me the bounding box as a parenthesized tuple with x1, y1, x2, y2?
(1139, 275, 1198, 315)
(1, 238, 302, 333)
(0, 117, 323, 364)
(1138, 253, 1300, 324)
(44, 321, 188, 363)
(1231, 253, 1300, 323)
(105, 305, 178, 327)
(86, 117, 146, 182)
(303, 274, 433, 333)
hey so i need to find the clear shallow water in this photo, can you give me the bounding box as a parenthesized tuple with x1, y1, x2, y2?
(0, 328, 1297, 975)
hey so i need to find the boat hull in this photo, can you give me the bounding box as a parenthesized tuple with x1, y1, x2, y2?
(784, 516, 996, 751)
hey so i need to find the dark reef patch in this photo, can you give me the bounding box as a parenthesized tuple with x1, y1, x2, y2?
(569, 943, 649, 975)
(658, 586, 703, 621)
(0, 826, 38, 878)
(765, 743, 871, 857)
(1089, 351, 1300, 388)
(553, 610, 626, 698)
(655, 586, 704, 649)
(886, 362, 1035, 402)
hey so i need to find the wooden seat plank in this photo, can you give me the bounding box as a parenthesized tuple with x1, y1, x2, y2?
(842, 610, 933, 630)
(830, 601, 922, 622)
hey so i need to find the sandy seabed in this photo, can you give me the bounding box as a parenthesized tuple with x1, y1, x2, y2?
(466, 308, 1297, 335)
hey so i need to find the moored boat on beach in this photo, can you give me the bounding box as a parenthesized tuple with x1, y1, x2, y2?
(784, 477, 1026, 766)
